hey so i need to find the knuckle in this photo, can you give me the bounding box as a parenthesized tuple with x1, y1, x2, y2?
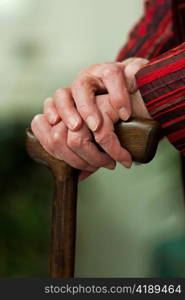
(51, 131, 61, 145)
(73, 75, 89, 89)
(77, 103, 89, 116)
(112, 95, 125, 108)
(31, 114, 43, 127)
(44, 97, 52, 106)
(54, 88, 62, 98)
(80, 138, 92, 151)
(103, 64, 121, 79)
(95, 132, 111, 146)
(54, 88, 68, 101)
(67, 135, 83, 149)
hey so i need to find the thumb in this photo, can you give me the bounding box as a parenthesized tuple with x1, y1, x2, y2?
(124, 58, 149, 93)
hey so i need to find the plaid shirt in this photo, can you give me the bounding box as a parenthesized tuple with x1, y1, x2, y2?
(117, 0, 185, 156)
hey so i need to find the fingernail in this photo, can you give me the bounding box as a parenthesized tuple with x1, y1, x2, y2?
(121, 160, 132, 168)
(119, 108, 129, 121)
(86, 116, 98, 131)
(68, 117, 78, 129)
(105, 163, 115, 170)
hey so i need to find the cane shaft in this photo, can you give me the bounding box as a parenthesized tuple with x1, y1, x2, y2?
(50, 171, 78, 277)
(26, 117, 160, 278)
(26, 129, 78, 277)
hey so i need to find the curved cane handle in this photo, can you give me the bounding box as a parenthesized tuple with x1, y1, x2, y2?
(115, 117, 160, 163)
(26, 117, 161, 278)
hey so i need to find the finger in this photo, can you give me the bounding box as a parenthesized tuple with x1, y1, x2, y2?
(95, 129, 132, 168)
(102, 64, 131, 121)
(96, 94, 119, 123)
(31, 114, 53, 154)
(53, 87, 82, 131)
(67, 123, 116, 170)
(95, 94, 131, 167)
(43, 97, 61, 125)
(51, 121, 97, 172)
(31, 115, 97, 172)
(72, 74, 103, 132)
(94, 113, 132, 168)
(124, 58, 148, 93)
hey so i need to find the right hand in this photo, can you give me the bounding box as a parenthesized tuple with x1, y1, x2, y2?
(31, 58, 149, 180)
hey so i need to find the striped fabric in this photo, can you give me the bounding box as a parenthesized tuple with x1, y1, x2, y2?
(136, 43, 185, 155)
(116, 0, 176, 61)
(117, 0, 185, 155)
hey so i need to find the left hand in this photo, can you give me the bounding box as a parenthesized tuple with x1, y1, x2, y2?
(34, 57, 149, 180)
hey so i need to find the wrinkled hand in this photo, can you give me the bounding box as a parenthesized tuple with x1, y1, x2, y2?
(31, 58, 149, 180)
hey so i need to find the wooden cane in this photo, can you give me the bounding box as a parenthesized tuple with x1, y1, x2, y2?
(26, 117, 160, 278)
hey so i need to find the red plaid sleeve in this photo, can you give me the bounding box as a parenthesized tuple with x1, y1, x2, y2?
(116, 0, 175, 61)
(136, 43, 185, 155)
(116, 0, 185, 155)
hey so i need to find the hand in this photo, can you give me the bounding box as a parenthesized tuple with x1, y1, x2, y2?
(43, 57, 149, 162)
(71, 58, 149, 130)
(43, 58, 148, 128)
(31, 94, 124, 181)
(31, 113, 116, 180)
(31, 57, 149, 180)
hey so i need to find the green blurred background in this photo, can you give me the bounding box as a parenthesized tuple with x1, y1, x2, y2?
(0, 0, 185, 277)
